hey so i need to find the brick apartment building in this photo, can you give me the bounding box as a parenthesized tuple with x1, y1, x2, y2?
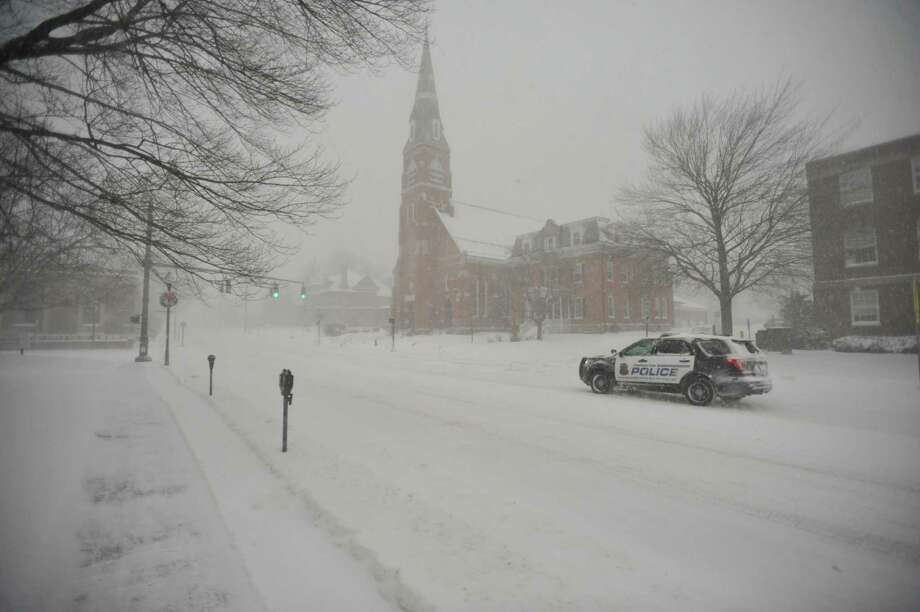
(806, 134, 920, 337)
(391, 39, 672, 334)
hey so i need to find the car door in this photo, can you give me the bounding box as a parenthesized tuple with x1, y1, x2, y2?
(616, 338, 656, 384)
(649, 338, 695, 385)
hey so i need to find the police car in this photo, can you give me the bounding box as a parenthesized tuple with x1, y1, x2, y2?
(578, 333, 772, 406)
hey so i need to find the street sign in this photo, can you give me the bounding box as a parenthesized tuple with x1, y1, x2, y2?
(159, 291, 178, 308)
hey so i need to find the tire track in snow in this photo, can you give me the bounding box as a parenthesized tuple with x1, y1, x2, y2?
(313, 380, 920, 569)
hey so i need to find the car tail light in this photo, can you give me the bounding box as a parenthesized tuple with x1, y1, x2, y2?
(725, 357, 746, 371)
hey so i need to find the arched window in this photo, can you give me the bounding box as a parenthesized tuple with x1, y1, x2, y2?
(432, 119, 441, 140)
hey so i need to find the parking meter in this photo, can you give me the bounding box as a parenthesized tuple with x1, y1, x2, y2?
(207, 354, 216, 396)
(279, 368, 294, 452)
(279, 369, 294, 402)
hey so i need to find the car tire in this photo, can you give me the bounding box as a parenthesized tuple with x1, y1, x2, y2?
(683, 376, 715, 406)
(590, 371, 613, 394)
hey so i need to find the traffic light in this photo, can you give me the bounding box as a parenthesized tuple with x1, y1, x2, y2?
(271, 283, 280, 300)
(299, 284, 307, 300)
(224, 279, 231, 294)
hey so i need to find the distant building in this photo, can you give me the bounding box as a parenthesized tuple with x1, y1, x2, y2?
(306, 267, 391, 330)
(806, 134, 920, 336)
(391, 39, 673, 334)
(673, 298, 709, 329)
(0, 271, 139, 349)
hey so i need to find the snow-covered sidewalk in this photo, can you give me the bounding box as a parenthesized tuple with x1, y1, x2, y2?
(0, 350, 397, 612)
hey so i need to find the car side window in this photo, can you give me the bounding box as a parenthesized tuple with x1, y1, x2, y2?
(654, 339, 692, 355)
(620, 339, 654, 356)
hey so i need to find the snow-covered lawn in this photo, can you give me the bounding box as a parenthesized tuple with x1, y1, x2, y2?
(3, 329, 919, 611)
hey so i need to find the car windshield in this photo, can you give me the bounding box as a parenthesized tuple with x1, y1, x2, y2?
(735, 340, 760, 354)
(620, 339, 654, 356)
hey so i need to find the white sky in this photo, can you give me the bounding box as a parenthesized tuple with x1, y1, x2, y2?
(283, 0, 920, 278)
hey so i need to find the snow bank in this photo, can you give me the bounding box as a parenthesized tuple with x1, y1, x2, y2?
(832, 335, 918, 354)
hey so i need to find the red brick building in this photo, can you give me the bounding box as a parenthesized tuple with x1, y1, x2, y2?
(391, 40, 672, 334)
(806, 134, 920, 337)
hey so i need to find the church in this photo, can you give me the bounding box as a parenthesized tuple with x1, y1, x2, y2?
(391, 39, 673, 336)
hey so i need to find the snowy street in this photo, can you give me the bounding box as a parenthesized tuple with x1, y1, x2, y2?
(3, 331, 920, 611)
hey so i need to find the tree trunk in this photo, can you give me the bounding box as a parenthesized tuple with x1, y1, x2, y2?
(719, 296, 733, 336)
(536, 318, 544, 340)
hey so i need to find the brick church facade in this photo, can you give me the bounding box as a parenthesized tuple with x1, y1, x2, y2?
(392, 39, 673, 335)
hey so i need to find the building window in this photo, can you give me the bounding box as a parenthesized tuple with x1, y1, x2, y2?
(544, 236, 555, 250)
(850, 287, 880, 326)
(522, 239, 531, 253)
(640, 295, 650, 320)
(913, 157, 920, 195)
(574, 297, 584, 320)
(844, 226, 878, 267)
(606, 257, 614, 281)
(624, 297, 631, 320)
(432, 119, 441, 140)
(574, 261, 583, 283)
(607, 294, 615, 319)
(839, 167, 873, 207)
(572, 231, 581, 245)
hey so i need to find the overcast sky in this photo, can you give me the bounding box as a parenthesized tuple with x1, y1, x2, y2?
(283, 0, 920, 280)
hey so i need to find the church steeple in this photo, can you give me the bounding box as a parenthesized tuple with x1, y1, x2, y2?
(407, 34, 448, 148)
(414, 34, 437, 103)
(402, 33, 451, 211)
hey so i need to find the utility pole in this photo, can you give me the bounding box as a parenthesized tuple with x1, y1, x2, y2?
(135, 202, 153, 362)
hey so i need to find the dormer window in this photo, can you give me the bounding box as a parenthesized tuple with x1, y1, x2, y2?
(572, 231, 582, 246)
(522, 239, 531, 253)
(432, 119, 441, 140)
(544, 236, 555, 250)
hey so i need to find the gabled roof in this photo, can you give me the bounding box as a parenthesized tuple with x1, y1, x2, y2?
(436, 201, 544, 261)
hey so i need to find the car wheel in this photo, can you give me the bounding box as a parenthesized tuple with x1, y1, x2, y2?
(590, 372, 613, 394)
(684, 377, 715, 406)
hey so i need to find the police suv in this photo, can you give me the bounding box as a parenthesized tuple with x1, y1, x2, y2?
(578, 333, 772, 406)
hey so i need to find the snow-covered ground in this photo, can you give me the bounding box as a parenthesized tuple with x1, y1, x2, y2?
(3, 329, 920, 611)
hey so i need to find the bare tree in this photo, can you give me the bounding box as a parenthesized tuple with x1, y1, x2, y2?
(0, 132, 133, 312)
(618, 79, 835, 335)
(0, 0, 428, 287)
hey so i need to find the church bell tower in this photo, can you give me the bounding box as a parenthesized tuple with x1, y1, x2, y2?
(392, 35, 452, 332)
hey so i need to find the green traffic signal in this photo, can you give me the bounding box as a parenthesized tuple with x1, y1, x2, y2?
(299, 284, 307, 300)
(271, 283, 280, 300)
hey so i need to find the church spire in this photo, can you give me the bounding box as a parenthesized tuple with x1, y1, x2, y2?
(409, 33, 445, 136)
(414, 32, 437, 103)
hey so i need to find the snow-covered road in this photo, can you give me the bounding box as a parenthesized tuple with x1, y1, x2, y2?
(161, 329, 920, 611)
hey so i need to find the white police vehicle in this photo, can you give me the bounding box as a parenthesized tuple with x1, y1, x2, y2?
(578, 333, 772, 406)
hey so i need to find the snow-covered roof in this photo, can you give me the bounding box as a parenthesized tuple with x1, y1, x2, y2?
(437, 202, 544, 261)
